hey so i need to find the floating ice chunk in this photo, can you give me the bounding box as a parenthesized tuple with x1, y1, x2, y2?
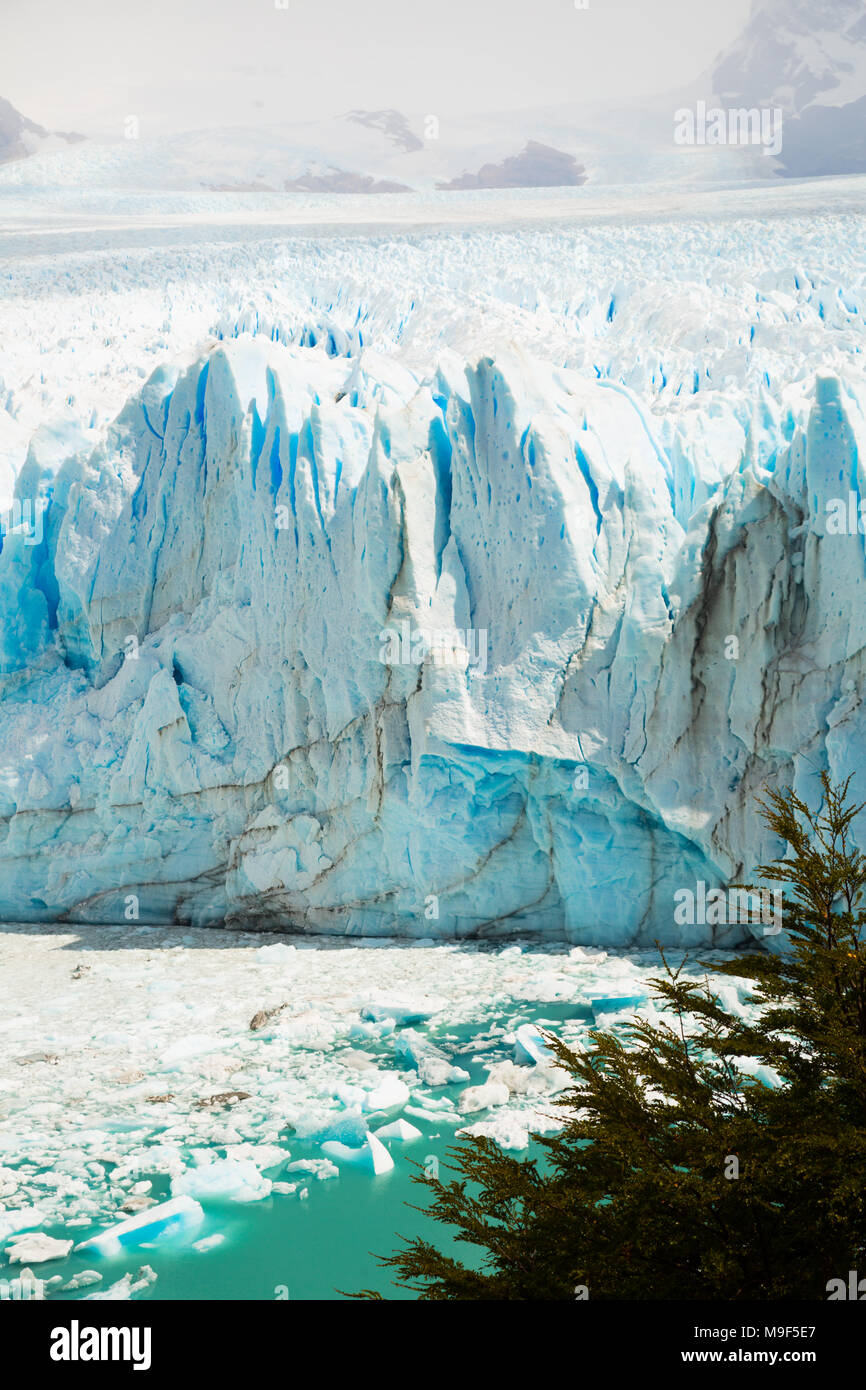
(332, 1080, 366, 1108)
(459, 1105, 564, 1152)
(457, 1081, 510, 1114)
(430, 1061, 467, 1084)
(285, 1158, 339, 1181)
(374, 1119, 423, 1143)
(487, 1060, 554, 1097)
(109, 1144, 184, 1184)
(732, 1056, 783, 1089)
(334, 1073, 410, 1112)
(223, 1143, 291, 1171)
(5, 1232, 73, 1264)
(407, 1092, 457, 1113)
(411, 1056, 471, 1087)
(513, 1023, 555, 1066)
(255, 943, 297, 964)
(360, 1132, 395, 1176)
(459, 1113, 532, 1151)
(172, 1160, 272, 1204)
(192, 1234, 226, 1253)
(321, 1132, 394, 1176)
(712, 982, 755, 1020)
(62, 1270, 103, 1291)
(85, 1265, 157, 1301)
(362, 1075, 411, 1112)
(404, 1105, 460, 1125)
(349, 1019, 397, 1041)
(118, 1197, 155, 1216)
(290, 1106, 368, 1146)
(392, 1030, 468, 1086)
(76, 1195, 205, 1255)
(360, 998, 445, 1026)
(393, 1029, 437, 1069)
(589, 994, 647, 1021)
(0, 1206, 45, 1241)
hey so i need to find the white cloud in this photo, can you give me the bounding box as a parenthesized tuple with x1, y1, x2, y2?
(1, 0, 751, 136)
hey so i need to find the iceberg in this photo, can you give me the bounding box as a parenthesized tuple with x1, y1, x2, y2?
(85, 1264, 158, 1300)
(284, 1158, 339, 1181)
(4, 1232, 73, 1264)
(360, 1000, 446, 1026)
(374, 1119, 423, 1143)
(321, 1132, 395, 1176)
(457, 1081, 510, 1115)
(513, 1023, 556, 1067)
(75, 1195, 205, 1255)
(171, 1160, 272, 1205)
(0, 1206, 46, 1241)
(392, 1029, 469, 1085)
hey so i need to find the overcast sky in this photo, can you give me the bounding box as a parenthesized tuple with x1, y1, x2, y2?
(2, 0, 752, 137)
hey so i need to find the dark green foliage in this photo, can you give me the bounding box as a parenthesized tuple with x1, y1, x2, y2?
(358, 775, 866, 1299)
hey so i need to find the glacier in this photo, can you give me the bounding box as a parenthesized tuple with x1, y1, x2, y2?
(1, 236, 865, 945)
(2, 0, 866, 1309)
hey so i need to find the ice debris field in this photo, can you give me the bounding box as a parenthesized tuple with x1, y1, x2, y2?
(0, 178, 863, 1294)
(0, 924, 765, 1300)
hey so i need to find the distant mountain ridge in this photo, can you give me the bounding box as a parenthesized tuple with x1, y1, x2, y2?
(0, 104, 594, 194)
(346, 109, 423, 154)
(438, 141, 586, 190)
(0, 95, 84, 164)
(710, 0, 866, 175)
(1, 3, 863, 189)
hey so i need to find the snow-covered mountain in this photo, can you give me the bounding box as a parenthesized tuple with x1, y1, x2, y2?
(0, 95, 84, 165)
(713, 0, 866, 111)
(438, 141, 586, 190)
(0, 3, 863, 191)
(0, 104, 596, 194)
(710, 0, 866, 175)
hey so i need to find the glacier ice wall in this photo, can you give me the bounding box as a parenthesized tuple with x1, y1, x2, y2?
(1, 331, 864, 946)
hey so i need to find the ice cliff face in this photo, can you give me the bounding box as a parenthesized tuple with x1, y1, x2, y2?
(1, 330, 864, 945)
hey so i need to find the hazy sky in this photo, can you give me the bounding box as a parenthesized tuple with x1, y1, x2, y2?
(2, 0, 752, 137)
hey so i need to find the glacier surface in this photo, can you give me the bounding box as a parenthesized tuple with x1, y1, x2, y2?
(0, 186, 865, 946)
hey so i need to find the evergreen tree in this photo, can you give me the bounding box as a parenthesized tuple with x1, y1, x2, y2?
(358, 775, 866, 1299)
